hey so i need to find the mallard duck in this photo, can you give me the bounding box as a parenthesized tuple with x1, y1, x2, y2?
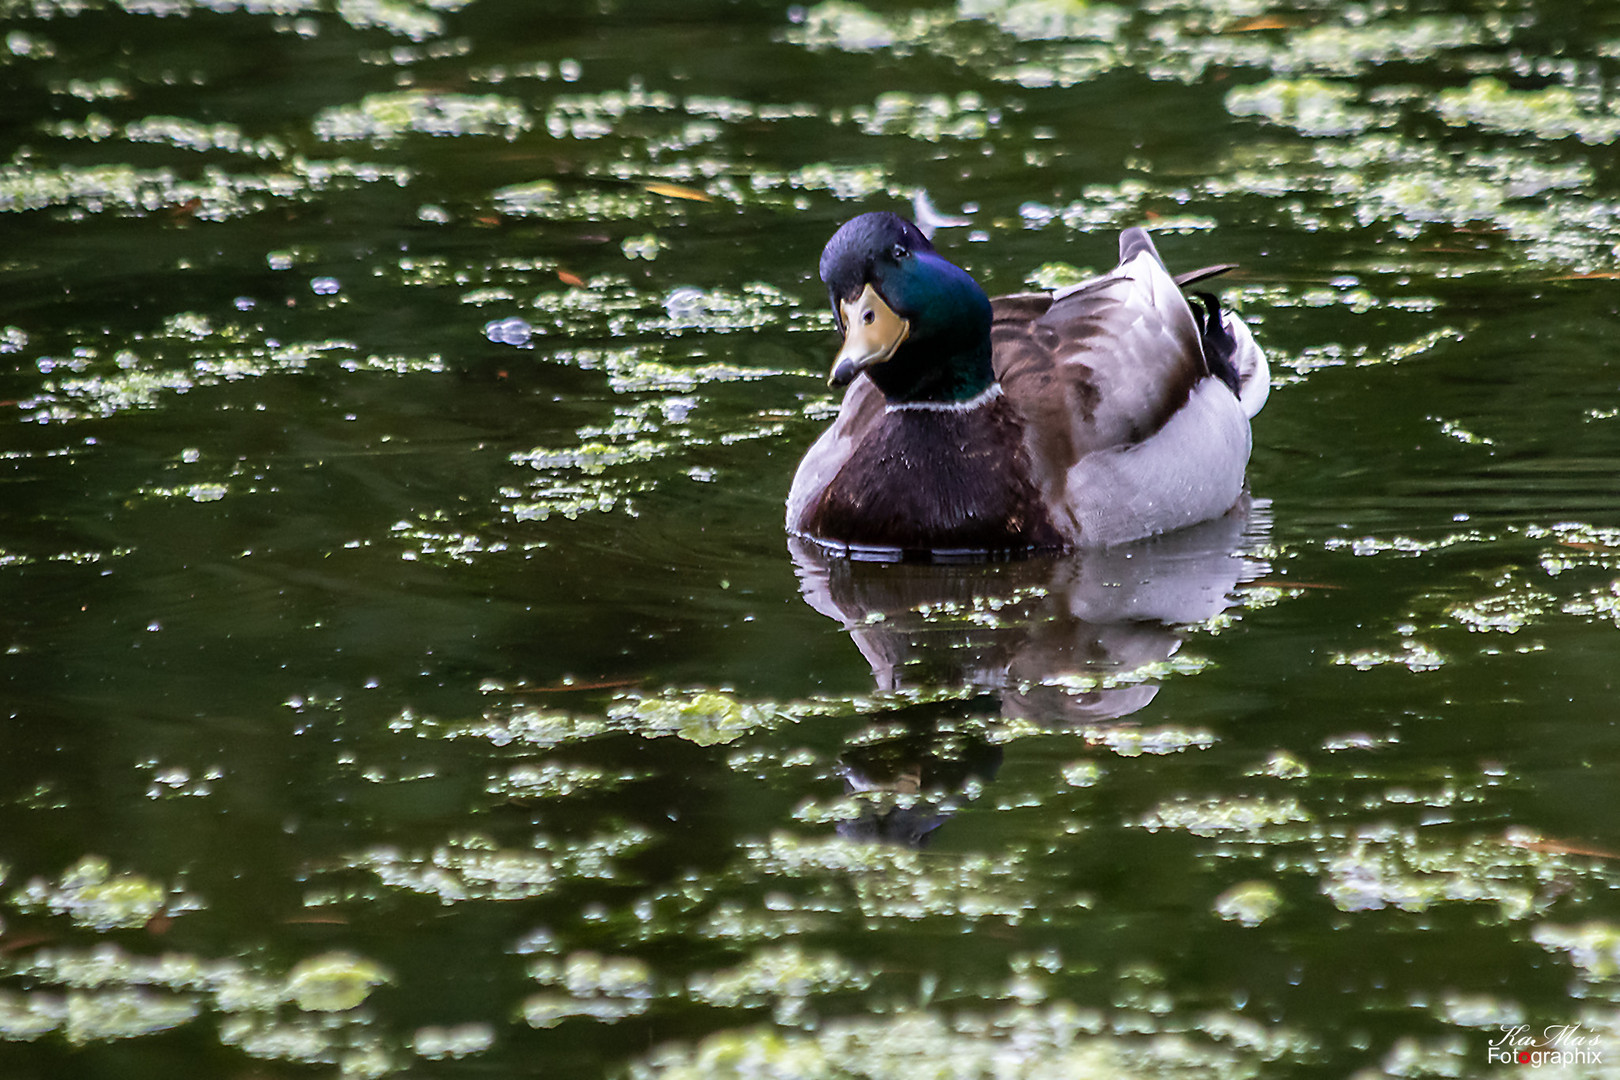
(786, 212, 1269, 557)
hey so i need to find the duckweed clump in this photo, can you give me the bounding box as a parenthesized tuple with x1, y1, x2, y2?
(11, 857, 172, 931)
(285, 952, 391, 1012)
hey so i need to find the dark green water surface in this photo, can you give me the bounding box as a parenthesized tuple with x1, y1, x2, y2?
(5, 0, 1620, 1076)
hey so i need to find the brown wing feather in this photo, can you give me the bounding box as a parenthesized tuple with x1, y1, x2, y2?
(992, 272, 1206, 475)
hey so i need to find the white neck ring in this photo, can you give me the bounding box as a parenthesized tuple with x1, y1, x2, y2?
(885, 382, 1003, 414)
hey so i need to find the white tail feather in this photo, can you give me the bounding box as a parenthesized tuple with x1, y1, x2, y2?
(1223, 313, 1269, 419)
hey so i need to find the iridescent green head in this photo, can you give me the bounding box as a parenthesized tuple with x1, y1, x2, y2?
(819, 212, 995, 404)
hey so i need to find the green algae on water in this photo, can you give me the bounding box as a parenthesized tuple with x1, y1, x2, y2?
(686, 944, 870, 1009)
(524, 952, 654, 1028)
(1332, 639, 1445, 673)
(1258, 751, 1309, 780)
(611, 691, 776, 746)
(1438, 77, 1620, 144)
(1226, 78, 1380, 137)
(11, 856, 172, 930)
(413, 1022, 495, 1059)
(1320, 832, 1546, 918)
(313, 92, 531, 142)
(630, 1001, 1316, 1080)
(1139, 796, 1310, 837)
(1533, 922, 1620, 980)
(1214, 881, 1283, 927)
(487, 761, 621, 800)
(285, 952, 391, 1012)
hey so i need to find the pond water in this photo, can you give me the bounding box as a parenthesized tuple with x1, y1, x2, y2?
(4, 0, 1620, 1076)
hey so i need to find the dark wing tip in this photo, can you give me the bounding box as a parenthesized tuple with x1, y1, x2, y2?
(1188, 291, 1241, 395)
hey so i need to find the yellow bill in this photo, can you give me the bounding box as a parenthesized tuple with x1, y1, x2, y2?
(830, 283, 909, 387)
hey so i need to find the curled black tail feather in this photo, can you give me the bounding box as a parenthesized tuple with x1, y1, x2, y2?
(1173, 263, 1237, 288)
(1188, 291, 1241, 395)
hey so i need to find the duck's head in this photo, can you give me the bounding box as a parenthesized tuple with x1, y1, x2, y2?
(819, 211, 995, 404)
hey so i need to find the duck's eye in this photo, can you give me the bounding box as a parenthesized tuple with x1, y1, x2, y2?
(862, 309, 876, 325)
(891, 244, 908, 260)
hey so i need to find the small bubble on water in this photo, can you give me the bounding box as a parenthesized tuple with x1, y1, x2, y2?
(663, 286, 705, 319)
(311, 277, 341, 295)
(511, 926, 555, 954)
(485, 316, 533, 347)
(621, 233, 662, 260)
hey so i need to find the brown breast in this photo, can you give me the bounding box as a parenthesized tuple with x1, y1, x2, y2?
(801, 396, 1062, 555)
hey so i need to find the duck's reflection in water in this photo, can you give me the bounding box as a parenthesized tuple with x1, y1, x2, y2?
(833, 721, 1004, 848)
(791, 497, 1271, 846)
